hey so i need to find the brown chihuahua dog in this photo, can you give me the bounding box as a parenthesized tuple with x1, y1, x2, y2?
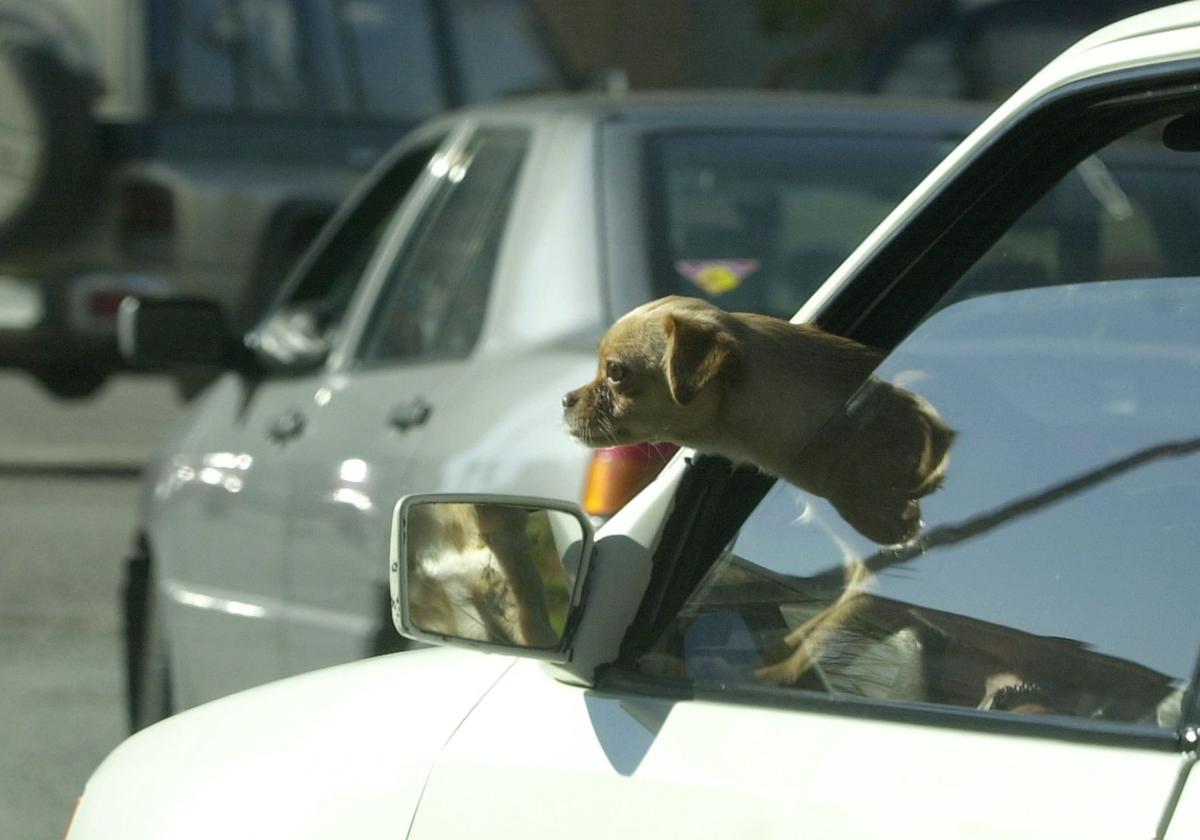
(563, 295, 954, 545)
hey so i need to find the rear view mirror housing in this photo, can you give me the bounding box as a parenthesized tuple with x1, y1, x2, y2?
(390, 494, 595, 662)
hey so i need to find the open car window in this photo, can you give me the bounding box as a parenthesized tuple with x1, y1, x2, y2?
(632, 94, 1200, 734)
(248, 139, 442, 368)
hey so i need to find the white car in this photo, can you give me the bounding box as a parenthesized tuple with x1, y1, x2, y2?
(72, 4, 1200, 837)
(117, 92, 1001, 727)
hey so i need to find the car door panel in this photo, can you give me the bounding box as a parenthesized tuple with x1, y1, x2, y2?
(1164, 766, 1200, 840)
(153, 373, 309, 707)
(412, 660, 1184, 839)
(280, 127, 534, 675)
(279, 362, 461, 670)
(148, 133, 447, 708)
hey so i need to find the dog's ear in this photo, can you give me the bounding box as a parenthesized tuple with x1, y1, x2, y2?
(663, 312, 735, 404)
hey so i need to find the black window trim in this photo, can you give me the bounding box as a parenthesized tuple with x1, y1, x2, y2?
(349, 124, 533, 373)
(600, 56, 1200, 751)
(596, 666, 1181, 754)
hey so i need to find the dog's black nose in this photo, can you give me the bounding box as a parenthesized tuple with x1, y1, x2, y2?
(562, 390, 579, 409)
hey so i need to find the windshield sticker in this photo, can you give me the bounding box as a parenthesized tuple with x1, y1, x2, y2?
(675, 259, 760, 295)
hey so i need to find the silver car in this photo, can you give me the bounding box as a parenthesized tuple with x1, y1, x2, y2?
(120, 92, 993, 727)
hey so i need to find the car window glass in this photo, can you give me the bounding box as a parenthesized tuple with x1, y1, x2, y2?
(251, 141, 441, 368)
(647, 134, 950, 320)
(447, 0, 564, 102)
(949, 124, 1200, 302)
(332, 0, 445, 119)
(873, 36, 963, 99)
(637, 117, 1200, 732)
(240, 0, 306, 111)
(176, 0, 238, 110)
(174, 0, 308, 113)
(357, 129, 529, 365)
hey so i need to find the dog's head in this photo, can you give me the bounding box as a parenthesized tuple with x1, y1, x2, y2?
(563, 296, 738, 448)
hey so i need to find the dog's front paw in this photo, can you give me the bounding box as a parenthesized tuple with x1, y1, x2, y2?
(755, 646, 821, 685)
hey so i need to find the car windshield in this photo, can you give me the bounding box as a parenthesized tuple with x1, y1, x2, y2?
(644, 132, 950, 319)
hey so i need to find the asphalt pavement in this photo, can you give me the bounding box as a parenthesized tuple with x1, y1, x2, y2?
(0, 372, 184, 840)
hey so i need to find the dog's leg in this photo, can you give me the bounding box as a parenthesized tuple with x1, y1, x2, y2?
(474, 505, 560, 648)
(754, 562, 871, 686)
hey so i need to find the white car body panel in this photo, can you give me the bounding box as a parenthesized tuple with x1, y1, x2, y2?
(150, 374, 297, 702)
(69, 648, 513, 840)
(478, 114, 606, 355)
(68, 648, 1193, 840)
(415, 659, 1186, 839)
(1165, 765, 1200, 840)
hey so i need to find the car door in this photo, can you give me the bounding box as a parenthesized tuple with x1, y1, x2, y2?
(279, 126, 534, 675)
(413, 286, 1200, 840)
(157, 134, 442, 707)
(408, 81, 1200, 840)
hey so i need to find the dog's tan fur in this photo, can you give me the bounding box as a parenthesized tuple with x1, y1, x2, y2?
(563, 295, 955, 686)
(564, 295, 954, 544)
(405, 503, 558, 648)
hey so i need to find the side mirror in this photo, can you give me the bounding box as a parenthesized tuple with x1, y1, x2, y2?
(390, 494, 594, 661)
(117, 297, 236, 370)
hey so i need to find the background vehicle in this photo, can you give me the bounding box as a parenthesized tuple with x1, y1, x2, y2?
(66, 5, 1200, 837)
(855, 0, 1164, 99)
(119, 92, 993, 728)
(0, 0, 571, 398)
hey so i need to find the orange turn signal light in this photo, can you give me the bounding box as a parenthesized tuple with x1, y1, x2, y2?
(583, 443, 678, 517)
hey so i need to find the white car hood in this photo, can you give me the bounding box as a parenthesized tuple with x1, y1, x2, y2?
(70, 648, 514, 840)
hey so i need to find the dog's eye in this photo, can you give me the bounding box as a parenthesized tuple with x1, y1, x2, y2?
(606, 361, 627, 383)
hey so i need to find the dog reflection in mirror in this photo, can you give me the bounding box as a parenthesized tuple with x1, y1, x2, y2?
(563, 295, 954, 545)
(563, 295, 955, 686)
(405, 503, 559, 648)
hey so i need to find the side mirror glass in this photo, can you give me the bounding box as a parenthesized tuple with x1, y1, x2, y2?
(390, 495, 594, 661)
(117, 297, 233, 370)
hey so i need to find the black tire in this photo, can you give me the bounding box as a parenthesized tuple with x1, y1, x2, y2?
(32, 364, 107, 400)
(122, 546, 173, 732)
(174, 371, 218, 402)
(0, 38, 100, 255)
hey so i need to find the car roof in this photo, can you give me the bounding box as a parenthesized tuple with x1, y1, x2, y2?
(1058, 0, 1200, 57)
(437, 90, 991, 136)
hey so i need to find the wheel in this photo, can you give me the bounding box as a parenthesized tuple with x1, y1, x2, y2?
(0, 38, 101, 255)
(122, 547, 174, 731)
(174, 371, 218, 402)
(32, 365, 107, 400)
